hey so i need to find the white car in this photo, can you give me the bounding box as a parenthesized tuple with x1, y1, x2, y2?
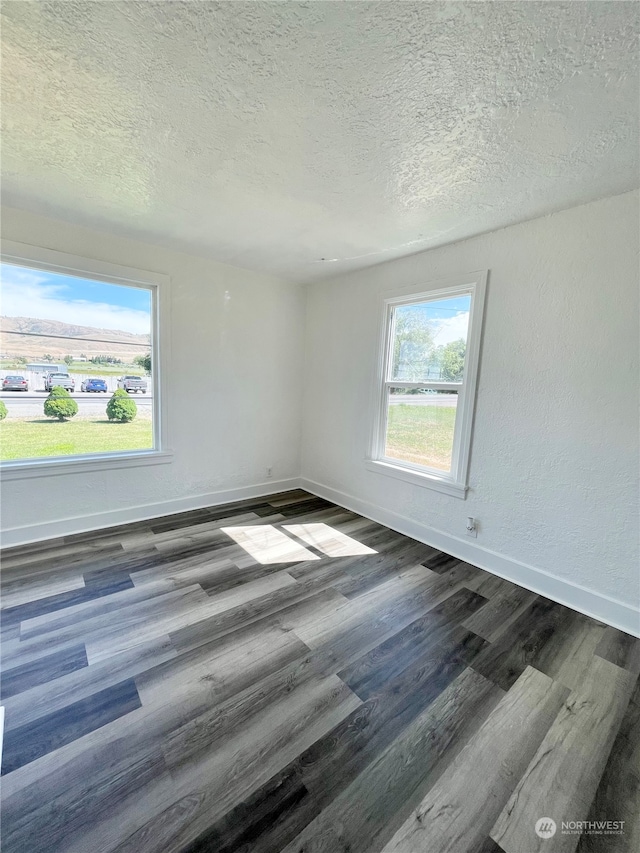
(117, 375, 147, 393)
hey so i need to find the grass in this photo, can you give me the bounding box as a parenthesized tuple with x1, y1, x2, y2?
(0, 416, 153, 460)
(65, 362, 139, 376)
(385, 402, 457, 471)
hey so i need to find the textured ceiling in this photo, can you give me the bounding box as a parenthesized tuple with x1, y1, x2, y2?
(2, 1, 639, 283)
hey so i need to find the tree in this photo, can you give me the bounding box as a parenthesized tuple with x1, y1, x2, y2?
(0, 400, 7, 420)
(107, 389, 137, 422)
(64, 355, 74, 367)
(134, 353, 152, 374)
(44, 387, 78, 421)
(440, 339, 466, 382)
(392, 310, 434, 381)
(42, 353, 54, 362)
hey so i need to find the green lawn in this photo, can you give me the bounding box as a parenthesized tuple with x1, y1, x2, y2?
(385, 402, 457, 471)
(66, 362, 139, 376)
(0, 417, 153, 460)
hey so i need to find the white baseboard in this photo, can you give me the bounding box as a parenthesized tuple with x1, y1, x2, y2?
(1, 477, 302, 549)
(301, 477, 640, 639)
(4, 473, 638, 639)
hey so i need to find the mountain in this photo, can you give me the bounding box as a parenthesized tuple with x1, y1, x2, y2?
(0, 316, 151, 360)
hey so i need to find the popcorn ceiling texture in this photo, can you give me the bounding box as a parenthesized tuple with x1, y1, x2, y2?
(2, 1, 638, 282)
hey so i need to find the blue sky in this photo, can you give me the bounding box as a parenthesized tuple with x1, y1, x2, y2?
(424, 296, 470, 317)
(1, 263, 151, 335)
(396, 295, 471, 346)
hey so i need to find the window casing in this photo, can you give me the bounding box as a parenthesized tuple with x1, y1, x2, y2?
(367, 272, 487, 498)
(0, 241, 172, 479)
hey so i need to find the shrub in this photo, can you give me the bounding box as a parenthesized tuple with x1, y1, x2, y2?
(44, 387, 78, 421)
(107, 389, 137, 422)
(0, 400, 7, 420)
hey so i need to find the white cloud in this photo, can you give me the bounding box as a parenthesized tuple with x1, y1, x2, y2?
(0, 267, 151, 335)
(430, 312, 469, 346)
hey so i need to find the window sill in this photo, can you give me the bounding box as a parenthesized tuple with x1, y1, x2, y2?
(365, 459, 468, 499)
(0, 450, 174, 481)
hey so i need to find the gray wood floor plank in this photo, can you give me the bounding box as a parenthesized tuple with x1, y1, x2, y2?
(160, 647, 323, 773)
(281, 668, 503, 853)
(17, 578, 177, 641)
(381, 666, 569, 853)
(70, 677, 361, 853)
(168, 566, 349, 654)
(180, 628, 494, 853)
(471, 599, 594, 691)
(61, 584, 212, 662)
(461, 585, 538, 643)
(337, 588, 487, 700)
(0, 540, 124, 574)
(294, 562, 462, 648)
(179, 764, 312, 853)
(2, 733, 173, 853)
(462, 569, 517, 600)
(137, 619, 309, 712)
(3, 636, 177, 732)
(1, 569, 87, 609)
(0, 642, 87, 701)
(2, 489, 638, 853)
(594, 626, 640, 674)
(540, 614, 606, 692)
(1, 677, 142, 775)
(490, 656, 637, 853)
(577, 677, 640, 853)
(164, 676, 361, 853)
(86, 572, 296, 664)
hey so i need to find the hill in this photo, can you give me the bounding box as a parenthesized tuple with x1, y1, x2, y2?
(0, 316, 151, 361)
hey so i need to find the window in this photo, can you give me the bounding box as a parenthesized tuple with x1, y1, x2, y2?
(367, 272, 487, 498)
(0, 241, 171, 477)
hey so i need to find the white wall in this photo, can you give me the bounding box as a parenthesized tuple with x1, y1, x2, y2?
(2, 194, 638, 635)
(301, 191, 640, 634)
(1, 206, 305, 541)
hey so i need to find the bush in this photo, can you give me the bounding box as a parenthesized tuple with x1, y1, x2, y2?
(0, 400, 7, 420)
(44, 387, 78, 421)
(107, 389, 137, 422)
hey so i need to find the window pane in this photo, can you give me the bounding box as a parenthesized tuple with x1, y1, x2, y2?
(384, 389, 458, 472)
(390, 295, 471, 382)
(0, 262, 154, 462)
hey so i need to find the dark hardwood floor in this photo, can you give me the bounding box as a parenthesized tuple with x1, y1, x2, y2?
(1, 490, 638, 853)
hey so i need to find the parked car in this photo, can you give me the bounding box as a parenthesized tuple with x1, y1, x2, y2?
(117, 375, 147, 393)
(45, 372, 75, 392)
(81, 378, 108, 393)
(2, 374, 28, 391)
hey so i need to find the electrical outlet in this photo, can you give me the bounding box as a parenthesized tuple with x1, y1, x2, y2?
(466, 517, 477, 538)
(266, 467, 273, 478)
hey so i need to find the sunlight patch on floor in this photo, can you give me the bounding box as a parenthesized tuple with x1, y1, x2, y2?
(283, 523, 378, 557)
(221, 525, 320, 564)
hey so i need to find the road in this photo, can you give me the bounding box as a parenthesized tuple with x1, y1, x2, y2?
(0, 391, 455, 419)
(0, 391, 153, 418)
(389, 394, 458, 407)
(1, 392, 454, 417)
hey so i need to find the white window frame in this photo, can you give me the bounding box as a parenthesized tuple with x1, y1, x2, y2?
(0, 240, 172, 480)
(366, 271, 487, 499)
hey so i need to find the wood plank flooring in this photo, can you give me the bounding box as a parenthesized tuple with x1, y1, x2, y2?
(1, 489, 639, 853)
